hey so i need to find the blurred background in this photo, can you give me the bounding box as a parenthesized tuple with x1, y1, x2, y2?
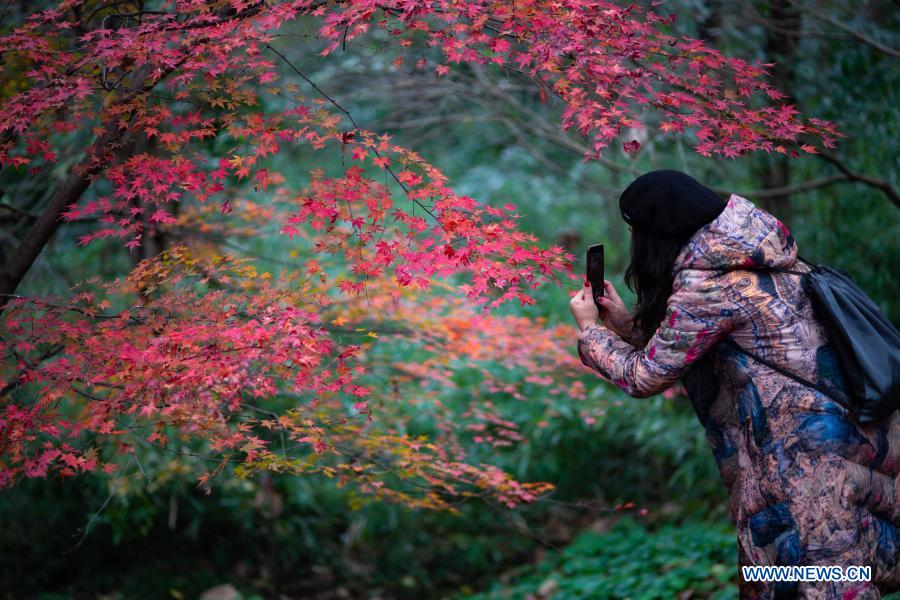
(1, 0, 898, 598)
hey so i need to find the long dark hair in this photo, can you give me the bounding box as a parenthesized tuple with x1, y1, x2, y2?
(624, 229, 687, 347)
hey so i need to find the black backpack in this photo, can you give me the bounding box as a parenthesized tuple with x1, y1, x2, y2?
(723, 258, 900, 424)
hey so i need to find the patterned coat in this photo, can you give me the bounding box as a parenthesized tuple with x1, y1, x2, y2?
(577, 194, 900, 599)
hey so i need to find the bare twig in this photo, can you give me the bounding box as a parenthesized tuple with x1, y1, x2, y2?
(817, 152, 900, 208)
(266, 44, 441, 224)
(786, 0, 900, 59)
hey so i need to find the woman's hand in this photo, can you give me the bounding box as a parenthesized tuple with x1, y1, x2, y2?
(569, 281, 600, 332)
(596, 280, 635, 340)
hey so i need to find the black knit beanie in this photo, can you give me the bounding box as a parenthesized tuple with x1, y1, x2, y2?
(618, 170, 725, 241)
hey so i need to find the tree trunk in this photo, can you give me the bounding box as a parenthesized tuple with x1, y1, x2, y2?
(755, 0, 801, 223)
(0, 125, 122, 310)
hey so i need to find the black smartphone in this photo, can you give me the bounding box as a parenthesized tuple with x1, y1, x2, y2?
(586, 244, 604, 310)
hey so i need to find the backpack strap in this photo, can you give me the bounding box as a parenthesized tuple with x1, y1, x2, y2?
(720, 337, 851, 410)
(760, 266, 807, 276)
(714, 255, 852, 409)
(715, 259, 813, 278)
(723, 260, 812, 278)
(796, 254, 815, 268)
(716, 256, 843, 404)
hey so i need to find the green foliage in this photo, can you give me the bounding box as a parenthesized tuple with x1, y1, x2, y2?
(457, 517, 738, 600)
(0, 393, 725, 598)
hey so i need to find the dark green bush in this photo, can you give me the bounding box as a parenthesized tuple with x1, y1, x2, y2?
(457, 517, 739, 600)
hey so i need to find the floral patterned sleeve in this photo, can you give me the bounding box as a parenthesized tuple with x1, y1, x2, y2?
(576, 271, 738, 398)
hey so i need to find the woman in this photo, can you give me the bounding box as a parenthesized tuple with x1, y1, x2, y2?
(569, 169, 900, 599)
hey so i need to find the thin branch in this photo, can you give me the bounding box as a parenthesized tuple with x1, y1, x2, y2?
(720, 174, 848, 199)
(62, 455, 136, 554)
(265, 44, 441, 224)
(786, 0, 900, 59)
(816, 152, 900, 208)
(0, 201, 38, 220)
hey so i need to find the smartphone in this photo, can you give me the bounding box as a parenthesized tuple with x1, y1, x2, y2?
(586, 244, 604, 310)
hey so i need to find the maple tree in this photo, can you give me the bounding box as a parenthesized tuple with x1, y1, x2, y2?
(0, 0, 840, 510)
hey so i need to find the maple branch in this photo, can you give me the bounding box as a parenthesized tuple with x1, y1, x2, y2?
(816, 152, 900, 208)
(480, 495, 564, 550)
(265, 44, 441, 225)
(326, 324, 413, 336)
(352, 63, 634, 185)
(113, 417, 237, 464)
(62, 455, 136, 555)
(463, 65, 639, 177)
(718, 158, 899, 208)
(327, 440, 485, 507)
(721, 174, 848, 199)
(0, 343, 64, 398)
(736, 5, 856, 41)
(266, 44, 354, 120)
(0, 5, 276, 308)
(0, 124, 123, 310)
(785, 0, 900, 59)
(0, 201, 38, 220)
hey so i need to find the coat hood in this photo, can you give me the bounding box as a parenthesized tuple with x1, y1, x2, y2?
(674, 194, 798, 273)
